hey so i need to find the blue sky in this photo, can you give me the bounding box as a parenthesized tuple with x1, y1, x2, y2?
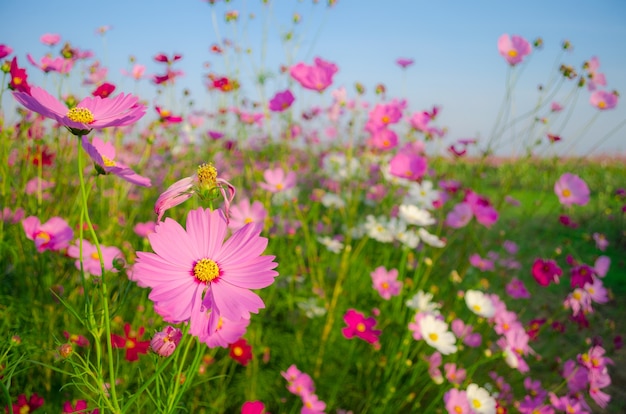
(1, 0, 625, 156)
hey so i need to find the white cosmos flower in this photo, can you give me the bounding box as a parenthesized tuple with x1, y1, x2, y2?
(364, 215, 394, 243)
(321, 193, 346, 209)
(406, 291, 441, 315)
(404, 180, 440, 209)
(418, 228, 446, 248)
(466, 383, 496, 414)
(317, 236, 344, 254)
(398, 204, 436, 226)
(465, 290, 495, 318)
(418, 313, 457, 355)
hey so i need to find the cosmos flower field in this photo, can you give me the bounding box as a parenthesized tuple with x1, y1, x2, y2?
(1, 3, 625, 414)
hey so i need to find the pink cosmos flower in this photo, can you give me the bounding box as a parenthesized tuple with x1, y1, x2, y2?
(81, 136, 151, 187)
(550, 101, 563, 112)
(132, 208, 278, 334)
(63, 331, 90, 347)
(370, 266, 402, 300)
(155, 106, 183, 124)
(341, 309, 381, 344)
(365, 100, 406, 133)
(62, 399, 98, 413)
(154, 163, 236, 222)
(554, 173, 590, 206)
(498, 34, 532, 65)
(301, 392, 326, 414)
(228, 197, 267, 232)
(40, 33, 61, 46)
(367, 128, 398, 151)
(531, 258, 562, 286)
(464, 191, 498, 227)
(197, 315, 250, 348)
(22, 216, 73, 253)
(585, 56, 607, 91)
(445, 202, 473, 228)
(67, 239, 123, 276)
(290, 57, 338, 92)
(133, 221, 156, 238)
(269, 89, 295, 112)
(594, 256, 610, 278)
(92, 83, 116, 98)
(111, 323, 150, 362)
(150, 326, 182, 357)
(469, 254, 494, 272)
(444, 388, 471, 414)
(27, 54, 74, 74)
(9, 57, 31, 94)
(505, 278, 530, 299)
(13, 86, 145, 136)
(590, 90, 618, 110)
(0, 44, 13, 59)
(396, 58, 414, 69)
(259, 167, 297, 193)
(389, 151, 427, 181)
(121, 64, 147, 80)
(592, 232, 609, 251)
(444, 363, 466, 385)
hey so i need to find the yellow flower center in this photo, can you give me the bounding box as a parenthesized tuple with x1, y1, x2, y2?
(508, 50, 518, 58)
(197, 163, 217, 188)
(382, 115, 390, 124)
(193, 258, 220, 282)
(14, 77, 22, 85)
(233, 346, 243, 356)
(428, 333, 438, 342)
(381, 282, 389, 290)
(473, 304, 482, 312)
(67, 107, 95, 124)
(126, 339, 135, 349)
(244, 217, 253, 224)
(472, 399, 482, 409)
(573, 291, 582, 300)
(562, 189, 571, 197)
(598, 101, 606, 109)
(35, 231, 51, 243)
(101, 155, 116, 167)
(216, 317, 224, 331)
(275, 183, 284, 191)
(356, 322, 366, 332)
(91, 252, 100, 260)
(454, 406, 463, 414)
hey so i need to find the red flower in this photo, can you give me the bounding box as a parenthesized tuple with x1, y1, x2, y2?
(92, 82, 116, 98)
(531, 259, 562, 286)
(7, 393, 44, 413)
(229, 338, 253, 366)
(111, 323, 150, 362)
(9, 57, 31, 94)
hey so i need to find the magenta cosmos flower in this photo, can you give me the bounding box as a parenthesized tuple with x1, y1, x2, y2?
(290, 57, 338, 93)
(13, 86, 146, 136)
(531, 258, 562, 286)
(341, 309, 381, 344)
(22, 216, 73, 252)
(81, 136, 151, 187)
(498, 34, 532, 66)
(554, 173, 590, 206)
(396, 58, 414, 69)
(132, 208, 278, 334)
(269, 89, 295, 112)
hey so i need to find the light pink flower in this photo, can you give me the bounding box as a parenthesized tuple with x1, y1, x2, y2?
(67, 239, 123, 276)
(554, 173, 590, 206)
(22, 216, 73, 252)
(498, 34, 532, 65)
(389, 151, 427, 181)
(590, 90, 618, 110)
(228, 198, 267, 232)
(194, 315, 250, 348)
(132, 208, 278, 334)
(259, 167, 297, 193)
(40, 33, 61, 46)
(370, 266, 402, 300)
(13, 86, 145, 135)
(81, 136, 151, 187)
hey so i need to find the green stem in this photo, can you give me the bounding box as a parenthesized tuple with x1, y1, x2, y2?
(77, 143, 121, 412)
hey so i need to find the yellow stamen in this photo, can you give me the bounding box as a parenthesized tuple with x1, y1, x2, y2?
(598, 101, 606, 109)
(356, 322, 366, 332)
(428, 333, 438, 342)
(382, 115, 390, 124)
(14, 77, 22, 85)
(35, 231, 51, 243)
(244, 217, 253, 224)
(67, 107, 95, 124)
(233, 346, 243, 356)
(197, 163, 217, 188)
(508, 50, 518, 58)
(91, 252, 100, 260)
(562, 189, 571, 197)
(126, 339, 135, 349)
(194, 258, 220, 282)
(101, 155, 116, 167)
(472, 399, 482, 409)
